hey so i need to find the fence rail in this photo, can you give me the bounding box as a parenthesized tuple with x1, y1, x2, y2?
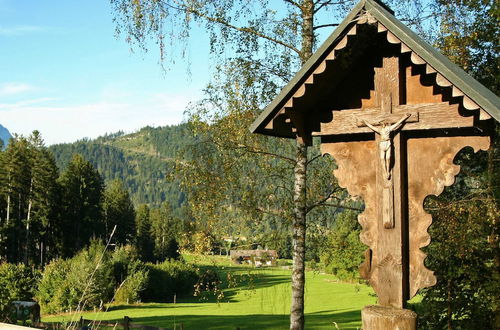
(38, 316, 182, 330)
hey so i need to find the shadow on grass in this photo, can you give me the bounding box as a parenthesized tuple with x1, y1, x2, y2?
(101, 310, 361, 330)
(179, 268, 291, 304)
(107, 304, 200, 311)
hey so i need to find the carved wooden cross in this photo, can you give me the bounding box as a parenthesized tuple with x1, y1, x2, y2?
(319, 56, 490, 308)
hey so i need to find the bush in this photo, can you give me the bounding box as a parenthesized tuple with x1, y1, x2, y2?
(36, 241, 114, 314)
(142, 259, 198, 302)
(114, 268, 149, 304)
(320, 210, 365, 281)
(194, 268, 223, 301)
(0, 263, 40, 321)
(111, 245, 149, 304)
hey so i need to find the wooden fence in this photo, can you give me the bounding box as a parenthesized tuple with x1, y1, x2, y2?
(38, 316, 183, 329)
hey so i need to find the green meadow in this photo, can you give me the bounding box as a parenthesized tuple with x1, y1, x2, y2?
(43, 255, 375, 329)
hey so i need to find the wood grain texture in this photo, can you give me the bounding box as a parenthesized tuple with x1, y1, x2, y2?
(362, 305, 416, 330)
(321, 141, 378, 269)
(316, 102, 473, 136)
(406, 135, 490, 298)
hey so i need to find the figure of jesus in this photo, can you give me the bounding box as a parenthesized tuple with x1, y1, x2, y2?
(362, 113, 411, 180)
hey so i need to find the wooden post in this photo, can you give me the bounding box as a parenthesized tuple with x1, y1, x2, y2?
(123, 316, 131, 330)
(362, 305, 416, 330)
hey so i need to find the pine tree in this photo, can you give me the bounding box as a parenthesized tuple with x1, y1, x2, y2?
(0, 136, 31, 263)
(103, 179, 136, 245)
(25, 131, 60, 265)
(58, 154, 104, 257)
(135, 204, 155, 262)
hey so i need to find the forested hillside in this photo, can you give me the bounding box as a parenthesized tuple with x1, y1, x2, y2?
(50, 124, 195, 213)
(0, 124, 12, 150)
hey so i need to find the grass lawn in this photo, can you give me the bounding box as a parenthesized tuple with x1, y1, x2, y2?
(43, 255, 375, 329)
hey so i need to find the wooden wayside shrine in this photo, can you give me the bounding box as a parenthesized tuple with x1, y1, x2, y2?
(250, 0, 499, 328)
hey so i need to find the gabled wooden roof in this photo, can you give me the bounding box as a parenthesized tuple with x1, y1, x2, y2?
(250, 0, 500, 138)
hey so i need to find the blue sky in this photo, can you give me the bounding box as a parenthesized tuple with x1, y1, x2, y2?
(0, 0, 210, 145)
(0, 1, 429, 145)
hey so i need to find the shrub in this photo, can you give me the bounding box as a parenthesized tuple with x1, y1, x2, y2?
(142, 259, 198, 302)
(111, 245, 149, 304)
(114, 268, 149, 304)
(0, 263, 40, 321)
(320, 210, 365, 281)
(194, 268, 223, 301)
(36, 241, 114, 314)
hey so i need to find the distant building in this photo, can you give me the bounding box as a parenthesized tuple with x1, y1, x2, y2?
(230, 249, 278, 267)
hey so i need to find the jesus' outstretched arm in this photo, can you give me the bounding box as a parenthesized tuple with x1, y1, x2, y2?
(362, 119, 381, 134)
(389, 113, 412, 132)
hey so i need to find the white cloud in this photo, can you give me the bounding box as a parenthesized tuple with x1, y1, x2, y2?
(0, 92, 192, 145)
(0, 25, 46, 36)
(0, 82, 37, 96)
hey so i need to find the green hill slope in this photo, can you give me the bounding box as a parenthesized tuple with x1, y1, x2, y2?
(50, 124, 195, 212)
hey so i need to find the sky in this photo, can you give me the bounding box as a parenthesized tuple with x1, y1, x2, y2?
(0, 0, 211, 145)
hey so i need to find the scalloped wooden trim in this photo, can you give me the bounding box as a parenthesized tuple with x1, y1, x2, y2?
(436, 73, 452, 87)
(293, 85, 306, 99)
(400, 43, 411, 53)
(325, 49, 335, 61)
(480, 109, 492, 120)
(377, 22, 387, 32)
(452, 86, 464, 97)
(410, 52, 426, 65)
(314, 61, 327, 75)
(348, 25, 357, 36)
(407, 135, 491, 298)
(386, 31, 400, 44)
(425, 64, 436, 74)
(334, 35, 348, 50)
(463, 96, 480, 110)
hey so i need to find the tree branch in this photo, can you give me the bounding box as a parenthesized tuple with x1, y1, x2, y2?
(313, 23, 339, 30)
(314, 0, 342, 14)
(306, 188, 362, 213)
(234, 144, 297, 164)
(251, 205, 290, 221)
(307, 153, 323, 165)
(283, 0, 301, 9)
(318, 203, 362, 211)
(170, 1, 301, 55)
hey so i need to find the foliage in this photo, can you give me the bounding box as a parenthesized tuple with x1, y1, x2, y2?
(150, 203, 182, 261)
(0, 263, 40, 321)
(194, 268, 223, 302)
(111, 246, 149, 304)
(0, 132, 60, 265)
(36, 240, 114, 314)
(434, 0, 499, 94)
(418, 130, 500, 329)
(134, 204, 155, 262)
(114, 266, 149, 305)
(142, 259, 199, 302)
(103, 179, 136, 245)
(58, 154, 105, 257)
(319, 211, 365, 281)
(50, 124, 194, 210)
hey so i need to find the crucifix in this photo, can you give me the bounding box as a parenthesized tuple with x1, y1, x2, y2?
(357, 109, 411, 230)
(320, 56, 490, 309)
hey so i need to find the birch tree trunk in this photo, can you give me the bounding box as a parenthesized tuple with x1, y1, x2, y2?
(6, 173, 11, 224)
(290, 1, 314, 329)
(25, 177, 33, 265)
(291, 140, 308, 330)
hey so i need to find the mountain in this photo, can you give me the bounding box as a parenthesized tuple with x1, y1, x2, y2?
(0, 124, 12, 150)
(49, 124, 196, 214)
